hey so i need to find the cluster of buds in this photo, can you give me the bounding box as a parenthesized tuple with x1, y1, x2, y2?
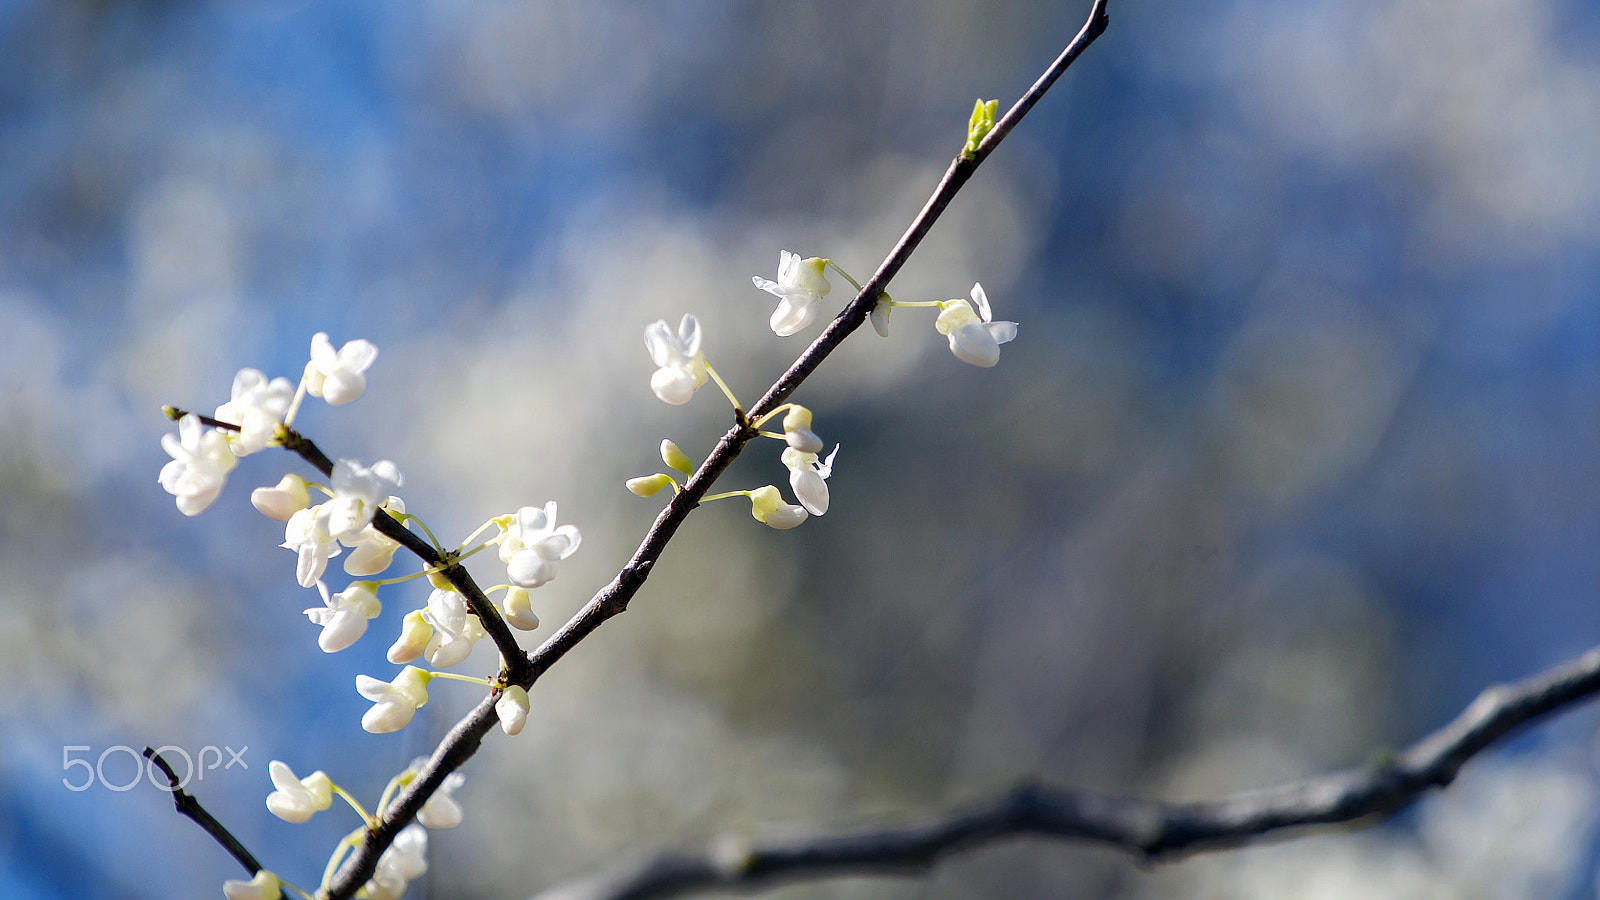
(158, 331, 579, 897)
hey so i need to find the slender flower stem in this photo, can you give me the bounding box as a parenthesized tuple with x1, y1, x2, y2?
(283, 375, 310, 428)
(824, 260, 864, 292)
(376, 773, 407, 817)
(429, 671, 496, 687)
(703, 362, 743, 411)
(750, 403, 797, 431)
(457, 518, 501, 552)
(322, 830, 365, 894)
(331, 785, 372, 825)
(391, 510, 443, 553)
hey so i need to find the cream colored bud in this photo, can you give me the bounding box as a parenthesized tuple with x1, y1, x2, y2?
(660, 439, 694, 475)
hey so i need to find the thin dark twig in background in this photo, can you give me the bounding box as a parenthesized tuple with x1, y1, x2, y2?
(144, 747, 266, 877)
(528, 643, 1600, 900)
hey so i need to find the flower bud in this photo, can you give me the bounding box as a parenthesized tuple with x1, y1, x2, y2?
(870, 298, 892, 337)
(748, 485, 807, 530)
(223, 870, 282, 900)
(660, 439, 694, 475)
(781, 405, 813, 433)
(387, 609, 433, 664)
(503, 586, 540, 631)
(497, 686, 530, 736)
(627, 474, 676, 497)
(265, 761, 332, 823)
(252, 474, 311, 521)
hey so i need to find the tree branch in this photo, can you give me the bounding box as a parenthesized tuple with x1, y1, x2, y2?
(143, 747, 266, 877)
(316, 3, 1112, 893)
(529, 644, 1600, 900)
(279, 428, 533, 683)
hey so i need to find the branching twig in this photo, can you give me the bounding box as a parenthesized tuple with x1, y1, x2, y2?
(319, 3, 1112, 896)
(280, 428, 533, 682)
(143, 747, 265, 877)
(527, 644, 1600, 900)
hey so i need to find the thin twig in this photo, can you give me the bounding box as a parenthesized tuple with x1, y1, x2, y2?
(143, 747, 266, 877)
(314, 3, 1112, 894)
(526, 644, 1600, 900)
(280, 428, 533, 682)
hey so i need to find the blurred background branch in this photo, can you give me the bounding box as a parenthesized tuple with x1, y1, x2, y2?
(532, 643, 1600, 900)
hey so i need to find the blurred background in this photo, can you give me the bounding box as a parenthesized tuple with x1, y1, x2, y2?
(2, 0, 1599, 897)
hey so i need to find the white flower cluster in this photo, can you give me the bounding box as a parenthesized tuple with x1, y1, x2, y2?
(633, 250, 1010, 534)
(751, 250, 1018, 367)
(158, 330, 579, 898)
(176, 242, 1007, 897)
(158, 332, 377, 517)
(245, 757, 464, 899)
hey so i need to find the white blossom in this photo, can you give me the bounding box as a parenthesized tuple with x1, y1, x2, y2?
(781, 405, 823, 453)
(497, 685, 530, 735)
(747, 485, 807, 530)
(357, 666, 431, 734)
(783, 443, 838, 516)
(870, 297, 892, 337)
(364, 824, 428, 900)
(212, 368, 293, 456)
(306, 332, 378, 406)
(499, 502, 582, 589)
(264, 760, 331, 823)
(502, 586, 540, 630)
(934, 283, 1016, 367)
(304, 581, 381, 653)
(387, 609, 433, 664)
(417, 772, 466, 829)
(326, 458, 403, 540)
(752, 250, 830, 336)
(421, 588, 485, 668)
(341, 497, 404, 576)
(158, 414, 238, 516)
(222, 871, 281, 900)
(282, 503, 340, 588)
(644, 315, 708, 405)
(251, 474, 310, 521)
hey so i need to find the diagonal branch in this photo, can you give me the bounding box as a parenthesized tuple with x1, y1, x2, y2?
(319, 3, 1112, 894)
(529, 644, 1600, 900)
(144, 747, 266, 877)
